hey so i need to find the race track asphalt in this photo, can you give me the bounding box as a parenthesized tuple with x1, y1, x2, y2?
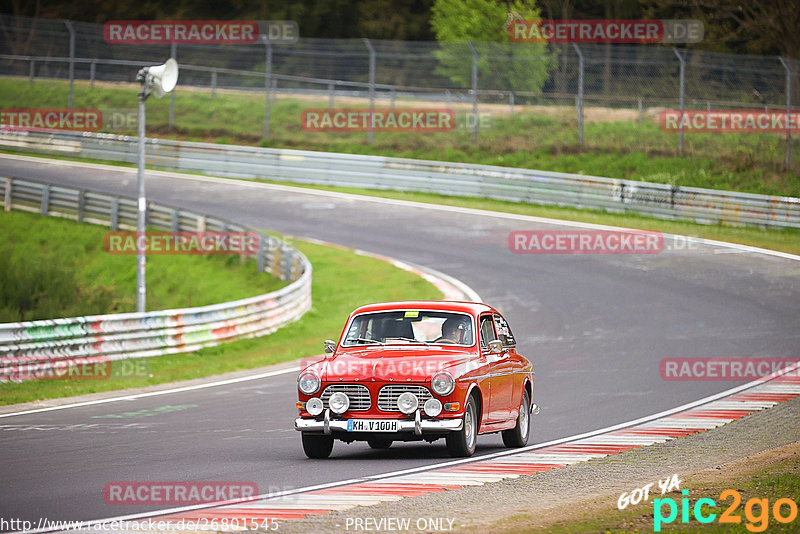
(1, 154, 798, 526)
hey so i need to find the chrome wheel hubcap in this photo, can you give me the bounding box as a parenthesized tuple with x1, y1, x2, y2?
(465, 405, 475, 448)
(520, 402, 529, 439)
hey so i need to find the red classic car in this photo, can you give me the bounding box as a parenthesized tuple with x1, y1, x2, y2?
(294, 301, 536, 458)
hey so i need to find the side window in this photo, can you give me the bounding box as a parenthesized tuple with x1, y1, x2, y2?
(493, 314, 516, 348)
(479, 315, 497, 351)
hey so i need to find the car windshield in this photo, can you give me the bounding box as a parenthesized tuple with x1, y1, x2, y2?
(342, 310, 475, 347)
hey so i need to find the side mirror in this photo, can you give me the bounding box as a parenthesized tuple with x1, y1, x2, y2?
(323, 340, 336, 354)
(488, 340, 503, 354)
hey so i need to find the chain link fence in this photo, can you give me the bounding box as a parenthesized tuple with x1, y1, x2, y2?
(1, 15, 798, 169)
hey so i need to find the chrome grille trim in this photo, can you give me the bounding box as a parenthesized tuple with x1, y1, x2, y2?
(378, 385, 432, 411)
(320, 384, 371, 411)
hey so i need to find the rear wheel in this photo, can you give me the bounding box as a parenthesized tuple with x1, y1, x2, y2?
(502, 390, 531, 448)
(446, 395, 478, 457)
(302, 433, 333, 459)
(367, 438, 393, 449)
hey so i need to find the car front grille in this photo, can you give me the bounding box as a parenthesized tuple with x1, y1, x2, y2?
(321, 384, 371, 411)
(378, 385, 432, 411)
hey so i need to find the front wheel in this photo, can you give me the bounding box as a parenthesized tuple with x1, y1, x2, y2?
(502, 390, 531, 448)
(302, 433, 333, 458)
(446, 395, 478, 457)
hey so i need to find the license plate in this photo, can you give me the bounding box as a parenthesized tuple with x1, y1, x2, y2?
(347, 419, 399, 432)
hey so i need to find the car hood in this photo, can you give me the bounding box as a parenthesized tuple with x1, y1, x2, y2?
(319, 348, 474, 382)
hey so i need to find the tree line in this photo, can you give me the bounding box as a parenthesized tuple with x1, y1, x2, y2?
(1, 0, 797, 58)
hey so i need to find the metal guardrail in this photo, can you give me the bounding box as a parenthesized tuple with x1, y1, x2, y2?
(0, 176, 312, 382)
(2, 130, 799, 228)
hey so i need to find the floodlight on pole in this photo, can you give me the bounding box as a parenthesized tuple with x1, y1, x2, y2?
(135, 58, 178, 313)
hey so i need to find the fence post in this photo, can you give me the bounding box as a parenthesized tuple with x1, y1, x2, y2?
(328, 83, 335, 108)
(77, 189, 85, 222)
(467, 41, 479, 145)
(64, 20, 75, 110)
(257, 235, 266, 273)
(169, 43, 177, 132)
(363, 38, 376, 145)
(211, 69, 217, 98)
(171, 209, 179, 232)
(41, 185, 51, 215)
(110, 197, 119, 230)
(638, 98, 642, 123)
(5, 178, 12, 211)
(509, 91, 515, 116)
(572, 43, 584, 146)
(90, 61, 95, 89)
(263, 40, 272, 139)
(29, 60, 35, 84)
(673, 48, 685, 155)
(779, 56, 792, 168)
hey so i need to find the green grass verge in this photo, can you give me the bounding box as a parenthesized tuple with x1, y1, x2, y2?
(0, 239, 442, 405)
(0, 210, 285, 321)
(494, 452, 800, 533)
(3, 78, 798, 196)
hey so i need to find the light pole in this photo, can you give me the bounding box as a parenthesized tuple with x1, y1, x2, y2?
(135, 58, 179, 313)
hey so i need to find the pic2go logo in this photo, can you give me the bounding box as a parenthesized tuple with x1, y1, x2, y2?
(654, 489, 798, 532)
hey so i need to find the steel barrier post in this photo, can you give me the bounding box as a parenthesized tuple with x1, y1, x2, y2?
(263, 40, 272, 139)
(169, 43, 177, 132)
(573, 44, 584, 146)
(467, 41, 479, 145)
(673, 48, 685, 155)
(4, 178, 11, 211)
(779, 56, 792, 167)
(363, 38, 376, 144)
(41, 184, 50, 215)
(64, 20, 75, 110)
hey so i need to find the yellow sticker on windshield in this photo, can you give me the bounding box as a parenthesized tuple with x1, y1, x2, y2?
(404, 311, 419, 318)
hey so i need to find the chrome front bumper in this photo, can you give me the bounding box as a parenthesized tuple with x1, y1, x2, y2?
(295, 410, 462, 436)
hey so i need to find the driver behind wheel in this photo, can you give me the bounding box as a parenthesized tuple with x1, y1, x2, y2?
(436, 316, 470, 344)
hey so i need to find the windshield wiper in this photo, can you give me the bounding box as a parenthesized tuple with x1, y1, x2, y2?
(346, 337, 384, 345)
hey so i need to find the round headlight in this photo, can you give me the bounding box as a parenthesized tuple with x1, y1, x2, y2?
(431, 371, 455, 396)
(397, 392, 419, 415)
(424, 398, 443, 417)
(298, 371, 321, 395)
(328, 391, 350, 414)
(306, 397, 324, 416)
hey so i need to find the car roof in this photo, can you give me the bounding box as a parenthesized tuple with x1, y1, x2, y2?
(349, 301, 498, 317)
